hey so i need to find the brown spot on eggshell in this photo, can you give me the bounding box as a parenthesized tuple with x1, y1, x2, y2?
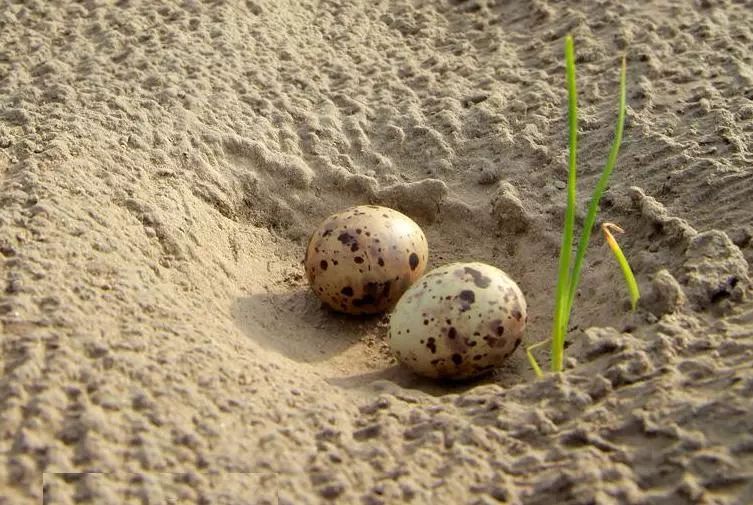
(409, 252, 419, 270)
(459, 290, 475, 304)
(463, 266, 491, 288)
(457, 289, 475, 312)
(426, 337, 437, 354)
(338, 232, 355, 245)
(353, 294, 376, 307)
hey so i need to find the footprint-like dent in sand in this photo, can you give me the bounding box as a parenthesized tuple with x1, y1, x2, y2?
(232, 287, 518, 395)
(231, 286, 473, 394)
(233, 290, 369, 361)
(231, 286, 399, 378)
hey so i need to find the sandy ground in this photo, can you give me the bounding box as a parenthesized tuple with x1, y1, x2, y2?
(1, 0, 753, 503)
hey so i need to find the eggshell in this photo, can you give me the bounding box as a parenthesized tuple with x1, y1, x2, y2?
(389, 262, 527, 379)
(304, 205, 428, 314)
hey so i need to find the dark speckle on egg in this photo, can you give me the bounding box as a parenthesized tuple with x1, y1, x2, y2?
(337, 232, 355, 245)
(459, 290, 475, 304)
(409, 252, 419, 270)
(426, 337, 437, 354)
(353, 294, 376, 307)
(463, 267, 491, 288)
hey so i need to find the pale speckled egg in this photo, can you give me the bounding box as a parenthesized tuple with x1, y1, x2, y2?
(304, 205, 428, 314)
(389, 262, 527, 379)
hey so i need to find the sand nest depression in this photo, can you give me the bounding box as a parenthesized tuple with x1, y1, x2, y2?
(2, 1, 753, 504)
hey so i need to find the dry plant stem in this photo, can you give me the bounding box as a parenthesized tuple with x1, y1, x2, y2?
(550, 35, 578, 373)
(602, 223, 640, 310)
(526, 341, 547, 379)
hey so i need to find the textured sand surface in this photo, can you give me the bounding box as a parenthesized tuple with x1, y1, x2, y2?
(2, 0, 753, 503)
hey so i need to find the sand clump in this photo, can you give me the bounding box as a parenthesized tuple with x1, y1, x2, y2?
(1, 1, 753, 504)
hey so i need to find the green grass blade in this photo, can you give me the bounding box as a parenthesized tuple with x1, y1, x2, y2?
(526, 341, 548, 378)
(603, 224, 640, 310)
(551, 35, 578, 373)
(564, 56, 628, 322)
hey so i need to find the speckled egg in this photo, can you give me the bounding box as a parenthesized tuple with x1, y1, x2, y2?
(304, 205, 428, 314)
(389, 262, 527, 379)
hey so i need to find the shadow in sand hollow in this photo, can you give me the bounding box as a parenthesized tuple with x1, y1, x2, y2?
(231, 287, 388, 364)
(324, 363, 503, 397)
(232, 285, 532, 394)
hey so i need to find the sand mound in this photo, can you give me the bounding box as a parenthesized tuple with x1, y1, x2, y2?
(1, 1, 753, 503)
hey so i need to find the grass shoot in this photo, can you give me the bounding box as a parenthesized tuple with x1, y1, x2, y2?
(527, 35, 638, 377)
(602, 223, 640, 310)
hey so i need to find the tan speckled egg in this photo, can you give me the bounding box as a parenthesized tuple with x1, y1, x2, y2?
(389, 262, 527, 380)
(304, 205, 428, 314)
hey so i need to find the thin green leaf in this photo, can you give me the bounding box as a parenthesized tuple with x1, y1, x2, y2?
(602, 223, 640, 310)
(551, 34, 578, 373)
